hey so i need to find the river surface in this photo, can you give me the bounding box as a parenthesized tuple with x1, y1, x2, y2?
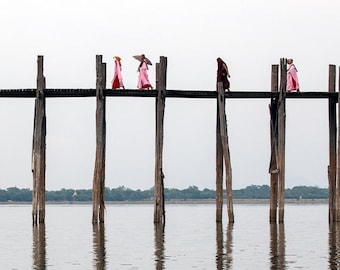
(0, 203, 338, 269)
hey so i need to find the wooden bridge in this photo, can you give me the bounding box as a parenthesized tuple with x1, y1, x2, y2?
(2, 55, 339, 225)
(0, 88, 335, 99)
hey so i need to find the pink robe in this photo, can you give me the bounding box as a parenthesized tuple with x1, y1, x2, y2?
(287, 64, 300, 92)
(137, 61, 152, 89)
(112, 60, 124, 89)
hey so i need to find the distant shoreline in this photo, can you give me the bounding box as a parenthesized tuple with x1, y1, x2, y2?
(1, 199, 328, 205)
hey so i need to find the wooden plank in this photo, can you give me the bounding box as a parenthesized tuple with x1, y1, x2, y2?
(154, 56, 167, 224)
(92, 55, 106, 224)
(0, 88, 337, 99)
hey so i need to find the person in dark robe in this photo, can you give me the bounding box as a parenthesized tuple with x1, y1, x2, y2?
(216, 57, 231, 91)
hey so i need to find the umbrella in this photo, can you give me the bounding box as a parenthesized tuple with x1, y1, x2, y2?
(133, 55, 152, 65)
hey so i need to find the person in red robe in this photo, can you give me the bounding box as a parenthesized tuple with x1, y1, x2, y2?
(111, 56, 125, 89)
(216, 57, 231, 91)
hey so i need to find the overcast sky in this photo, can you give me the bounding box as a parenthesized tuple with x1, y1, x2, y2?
(0, 0, 339, 191)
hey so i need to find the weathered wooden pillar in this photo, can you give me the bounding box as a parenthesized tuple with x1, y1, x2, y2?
(217, 82, 234, 223)
(92, 55, 106, 224)
(216, 99, 223, 222)
(278, 58, 287, 223)
(328, 64, 337, 223)
(154, 56, 167, 224)
(269, 65, 279, 223)
(32, 55, 46, 225)
(336, 66, 340, 222)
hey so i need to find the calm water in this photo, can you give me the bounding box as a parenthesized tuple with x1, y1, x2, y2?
(0, 203, 338, 269)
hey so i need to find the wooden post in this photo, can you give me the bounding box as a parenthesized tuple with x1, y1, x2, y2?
(32, 55, 46, 225)
(278, 58, 287, 223)
(269, 65, 279, 223)
(328, 65, 336, 223)
(216, 99, 223, 222)
(336, 66, 340, 222)
(92, 55, 106, 224)
(217, 82, 234, 223)
(154, 56, 167, 224)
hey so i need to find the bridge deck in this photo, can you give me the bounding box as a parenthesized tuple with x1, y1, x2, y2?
(0, 88, 336, 99)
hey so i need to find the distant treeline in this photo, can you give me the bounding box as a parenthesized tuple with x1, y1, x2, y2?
(0, 185, 328, 202)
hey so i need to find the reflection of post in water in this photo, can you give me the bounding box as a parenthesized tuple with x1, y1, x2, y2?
(216, 222, 233, 270)
(93, 223, 106, 270)
(328, 222, 340, 269)
(32, 224, 46, 270)
(270, 223, 286, 269)
(216, 222, 224, 269)
(226, 223, 233, 268)
(154, 223, 165, 270)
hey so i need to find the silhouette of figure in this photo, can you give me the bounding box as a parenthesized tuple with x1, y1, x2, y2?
(217, 57, 231, 91)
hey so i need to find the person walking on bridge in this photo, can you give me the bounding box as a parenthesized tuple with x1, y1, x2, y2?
(134, 54, 153, 90)
(216, 57, 231, 92)
(111, 56, 125, 89)
(286, 58, 300, 92)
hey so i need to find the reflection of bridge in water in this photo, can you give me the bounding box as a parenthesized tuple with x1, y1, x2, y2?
(2, 56, 340, 225)
(32, 220, 340, 269)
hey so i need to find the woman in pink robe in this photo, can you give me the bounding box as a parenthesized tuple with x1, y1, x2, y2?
(137, 54, 153, 90)
(286, 58, 300, 92)
(112, 56, 124, 89)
